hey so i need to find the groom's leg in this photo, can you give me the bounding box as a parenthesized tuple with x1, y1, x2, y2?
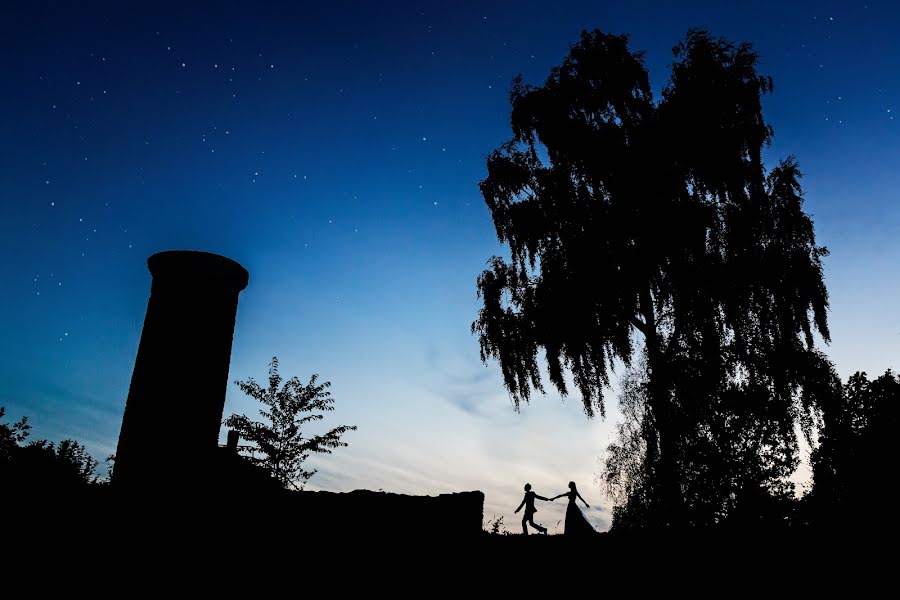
(528, 515, 547, 534)
(522, 515, 529, 535)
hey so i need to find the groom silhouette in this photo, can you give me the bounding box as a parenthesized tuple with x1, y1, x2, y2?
(515, 483, 549, 535)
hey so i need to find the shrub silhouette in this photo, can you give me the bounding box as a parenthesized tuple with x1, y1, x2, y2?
(1, 407, 101, 492)
(224, 357, 357, 490)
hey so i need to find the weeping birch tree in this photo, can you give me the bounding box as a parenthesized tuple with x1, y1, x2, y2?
(473, 29, 832, 527)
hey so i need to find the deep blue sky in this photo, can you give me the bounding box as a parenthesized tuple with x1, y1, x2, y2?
(2, 1, 899, 531)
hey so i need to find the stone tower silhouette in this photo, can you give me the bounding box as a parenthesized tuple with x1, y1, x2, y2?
(112, 250, 249, 488)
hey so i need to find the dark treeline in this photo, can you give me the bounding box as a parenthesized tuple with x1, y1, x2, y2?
(0, 406, 106, 491)
(805, 370, 900, 528)
(602, 367, 900, 530)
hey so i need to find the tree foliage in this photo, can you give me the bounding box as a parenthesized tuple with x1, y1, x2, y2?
(475, 29, 832, 527)
(807, 370, 900, 525)
(17, 439, 101, 486)
(602, 355, 837, 529)
(224, 357, 357, 491)
(0, 406, 31, 461)
(1, 407, 101, 489)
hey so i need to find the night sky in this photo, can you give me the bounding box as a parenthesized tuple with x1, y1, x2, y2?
(2, 1, 899, 531)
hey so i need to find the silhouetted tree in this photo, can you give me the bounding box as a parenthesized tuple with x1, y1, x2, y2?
(601, 366, 654, 527)
(603, 354, 837, 529)
(224, 357, 357, 490)
(98, 453, 116, 485)
(2, 408, 101, 490)
(474, 29, 831, 528)
(16, 439, 101, 486)
(807, 370, 900, 526)
(0, 407, 31, 461)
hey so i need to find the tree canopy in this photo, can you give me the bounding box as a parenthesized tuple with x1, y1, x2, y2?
(474, 29, 832, 527)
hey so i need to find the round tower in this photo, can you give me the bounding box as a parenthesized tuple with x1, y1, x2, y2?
(113, 250, 249, 489)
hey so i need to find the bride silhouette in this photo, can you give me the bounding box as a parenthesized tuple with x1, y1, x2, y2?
(551, 482, 597, 536)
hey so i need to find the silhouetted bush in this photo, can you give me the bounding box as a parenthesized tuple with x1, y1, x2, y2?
(224, 357, 356, 490)
(1, 407, 101, 493)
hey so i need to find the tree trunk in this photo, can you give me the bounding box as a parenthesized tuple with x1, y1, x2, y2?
(640, 287, 685, 528)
